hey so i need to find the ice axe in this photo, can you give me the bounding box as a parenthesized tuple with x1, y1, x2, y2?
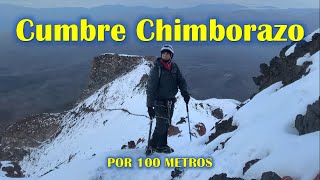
(186, 103, 192, 142)
(145, 117, 153, 156)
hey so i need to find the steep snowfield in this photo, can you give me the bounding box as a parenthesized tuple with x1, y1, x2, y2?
(203, 51, 319, 180)
(13, 58, 238, 179)
(2, 40, 319, 179)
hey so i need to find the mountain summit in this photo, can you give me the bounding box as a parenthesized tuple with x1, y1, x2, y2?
(0, 29, 319, 179)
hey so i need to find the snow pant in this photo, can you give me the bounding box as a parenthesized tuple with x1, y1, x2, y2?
(150, 99, 175, 147)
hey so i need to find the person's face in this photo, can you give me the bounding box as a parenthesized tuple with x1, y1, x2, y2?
(161, 51, 171, 61)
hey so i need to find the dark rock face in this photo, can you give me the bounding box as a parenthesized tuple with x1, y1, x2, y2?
(206, 117, 237, 144)
(81, 53, 156, 100)
(128, 141, 136, 149)
(213, 137, 231, 152)
(243, 159, 261, 175)
(260, 171, 282, 180)
(209, 171, 286, 180)
(176, 117, 186, 125)
(253, 33, 320, 92)
(212, 108, 224, 119)
(0, 113, 63, 161)
(168, 125, 181, 137)
(1, 162, 24, 177)
(195, 123, 206, 136)
(209, 173, 243, 180)
(135, 74, 149, 91)
(121, 140, 137, 149)
(171, 167, 184, 179)
(295, 99, 320, 135)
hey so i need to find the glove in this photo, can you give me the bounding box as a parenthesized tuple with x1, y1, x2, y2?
(183, 95, 190, 104)
(148, 107, 155, 119)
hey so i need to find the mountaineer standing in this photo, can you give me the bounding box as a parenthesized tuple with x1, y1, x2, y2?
(146, 44, 190, 154)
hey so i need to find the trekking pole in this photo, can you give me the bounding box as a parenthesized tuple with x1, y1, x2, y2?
(146, 117, 153, 155)
(186, 103, 192, 142)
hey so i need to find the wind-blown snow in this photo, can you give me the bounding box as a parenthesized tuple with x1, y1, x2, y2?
(3, 44, 318, 179)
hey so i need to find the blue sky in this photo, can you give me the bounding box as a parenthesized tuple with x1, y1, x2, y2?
(0, 0, 319, 8)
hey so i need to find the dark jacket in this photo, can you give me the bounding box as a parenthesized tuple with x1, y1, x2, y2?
(146, 58, 189, 107)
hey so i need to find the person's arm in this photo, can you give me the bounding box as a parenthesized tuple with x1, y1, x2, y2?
(146, 65, 159, 107)
(176, 64, 189, 98)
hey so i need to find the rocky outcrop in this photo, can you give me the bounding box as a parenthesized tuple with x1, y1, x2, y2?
(295, 99, 320, 135)
(260, 171, 282, 180)
(243, 159, 260, 175)
(81, 53, 156, 100)
(168, 125, 181, 137)
(212, 108, 224, 119)
(209, 173, 243, 180)
(176, 117, 186, 125)
(213, 137, 231, 152)
(0, 113, 63, 161)
(194, 123, 206, 136)
(253, 32, 320, 92)
(206, 117, 237, 144)
(1, 162, 24, 177)
(171, 167, 184, 179)
(121, 138, 145, 149)
(209, 171, 287, 180)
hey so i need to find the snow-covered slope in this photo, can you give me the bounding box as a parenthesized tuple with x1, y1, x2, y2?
(1, 30, 319, 180)
(10, 57, 238, 179)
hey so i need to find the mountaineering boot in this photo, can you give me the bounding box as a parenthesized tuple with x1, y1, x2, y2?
(153, 145, 174, 154)
(145, 146, 154, 156)
(161, 145, 174, 154)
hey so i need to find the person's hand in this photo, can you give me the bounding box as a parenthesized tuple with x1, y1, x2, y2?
(184, 95, 190, 104)
(148, 107, 155, 119)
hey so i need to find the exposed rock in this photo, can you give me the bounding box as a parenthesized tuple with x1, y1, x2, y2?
(206, 117, 237, 144)
(128, 141, 136, 149)
(213, 137, 231, 152)
(0, 113, 63, 161)
(212, 108, 224, 119)
(261, 171, 282, 180)
(171, 167, 184, 179)
(168, 125, 181, 137)
(295, 99, 320, 135)
(81, 53, 156, 100)
(82, 107, 96, 113)
(253, 32, 319, 92)
(282, 176, 293, 180)
(194, 123, 206, 136)
(176, 117, 186, 125)
(209, 173, 243, 180)
(243, 159, 261, 175)
(199, 103, 204, 108)
(136, 138, 144, 145)
(135, 74, 149, 91)
(1, 162, 24, 178)
(121, 140, 138, 149)
(103, 120, 108, 125)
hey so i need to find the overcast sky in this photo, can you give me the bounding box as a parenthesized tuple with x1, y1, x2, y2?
(0, 0, 319, 9)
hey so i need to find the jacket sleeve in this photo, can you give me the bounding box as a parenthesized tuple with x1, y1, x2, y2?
(146, 65, 159, 107)
(176, 64, 189, 98)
